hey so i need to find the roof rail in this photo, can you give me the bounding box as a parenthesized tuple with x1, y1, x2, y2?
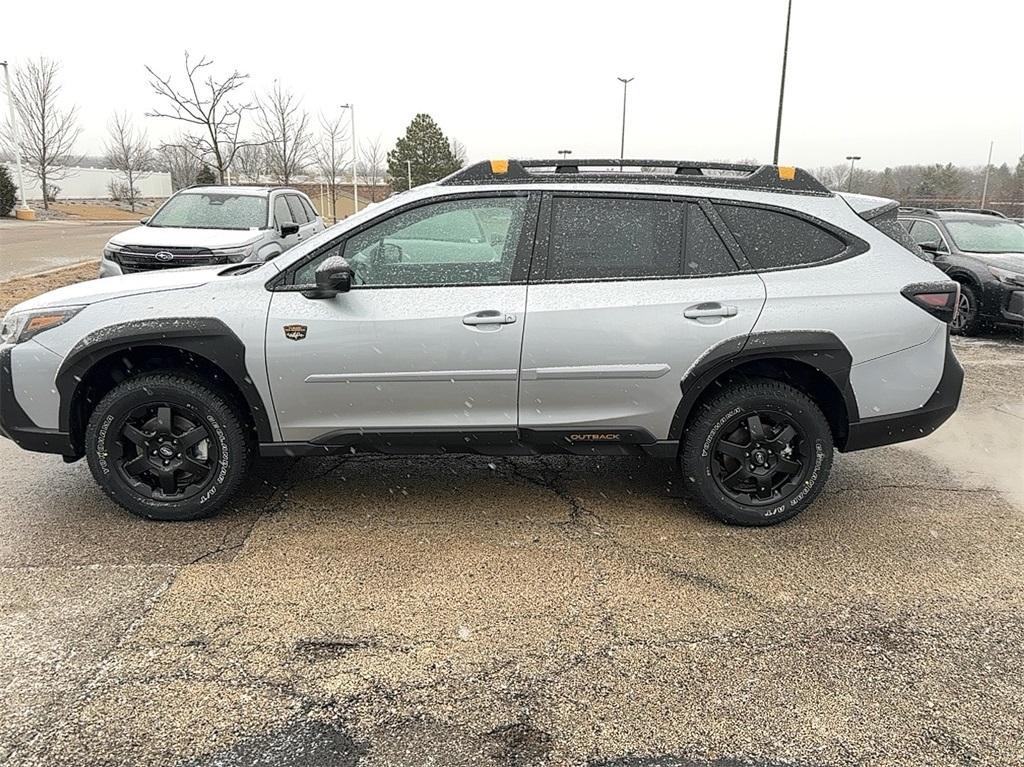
(897, 206, 937, 217)
(439, 159, 831, 196)
(936, 207, 1007, 218)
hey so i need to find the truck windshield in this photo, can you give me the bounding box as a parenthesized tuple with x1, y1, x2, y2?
(149, 193, 268, 230)
(945, 219, 1024, 254)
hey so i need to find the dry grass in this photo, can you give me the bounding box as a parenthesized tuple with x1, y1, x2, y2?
(0, 261, 99, 314)
(48, 202, 157, 221)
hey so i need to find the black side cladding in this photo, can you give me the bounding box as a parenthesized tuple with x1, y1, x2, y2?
(56, 318, 274, 450)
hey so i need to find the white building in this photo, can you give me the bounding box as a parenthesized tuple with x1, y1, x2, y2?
(3, 163, 172, 200)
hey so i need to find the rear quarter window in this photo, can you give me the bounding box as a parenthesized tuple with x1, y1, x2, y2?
(716, 203, 846, 269)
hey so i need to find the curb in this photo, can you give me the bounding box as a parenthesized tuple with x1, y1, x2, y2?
(0, 259, 99, 283)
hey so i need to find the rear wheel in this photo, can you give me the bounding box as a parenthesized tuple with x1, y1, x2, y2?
(950, 283, 981, 336)
(85, 373, 251, 521)
(681, 379, 833, 526)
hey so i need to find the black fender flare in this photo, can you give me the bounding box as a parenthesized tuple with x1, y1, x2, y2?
(56, 317, 275, 444)
(666, 330, 860, 444)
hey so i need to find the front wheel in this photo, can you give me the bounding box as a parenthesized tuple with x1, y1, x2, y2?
(680, 379, 834, 526)
(85, 373, 251, 521)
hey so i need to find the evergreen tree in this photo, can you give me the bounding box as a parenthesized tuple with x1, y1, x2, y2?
(386, 114, 463, 191)
(0, 164, 16, 217)
(195, 165, 217, 185)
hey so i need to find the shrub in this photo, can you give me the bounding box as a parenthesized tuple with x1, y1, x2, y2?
(0, 165, 16, 216)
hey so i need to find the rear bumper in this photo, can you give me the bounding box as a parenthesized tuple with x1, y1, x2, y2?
(0, 345, 75, 455)
(841, 330, 963, 452)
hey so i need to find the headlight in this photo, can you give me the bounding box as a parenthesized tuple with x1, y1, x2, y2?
(0, 307, 83, 345)
(211, 241, 259, 263)
(103, 242, 124, 261)
(990, 266, 1024, 288)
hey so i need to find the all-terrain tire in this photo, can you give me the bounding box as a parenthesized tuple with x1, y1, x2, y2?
(680, 379, 834, 526)
(85, 373, 251, 521)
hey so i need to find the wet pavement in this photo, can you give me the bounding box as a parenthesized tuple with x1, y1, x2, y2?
(0, 336, 1021, 766)
(0, 220, 131, 280)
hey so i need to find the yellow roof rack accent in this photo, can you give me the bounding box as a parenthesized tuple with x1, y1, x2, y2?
(489, 159, 509, 174)
(778, 166, 796, 181)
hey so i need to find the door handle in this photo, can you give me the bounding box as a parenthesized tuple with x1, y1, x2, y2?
(463, 310, 517, 326)
(683, 302, 738, 319)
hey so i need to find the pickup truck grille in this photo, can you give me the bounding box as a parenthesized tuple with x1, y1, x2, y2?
(112, 246, 228, 273)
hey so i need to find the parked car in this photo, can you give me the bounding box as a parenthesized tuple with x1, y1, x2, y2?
(1, 159, 962, 526)
(897, 207, 1024, 335)
(99, 185, 324, 276)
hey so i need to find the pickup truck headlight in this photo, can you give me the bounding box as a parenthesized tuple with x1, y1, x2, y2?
(0, 307, 83, 345)
(989, 266, 1024, 288)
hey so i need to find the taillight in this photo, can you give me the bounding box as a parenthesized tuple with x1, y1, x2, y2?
(901, 282, 960, 324)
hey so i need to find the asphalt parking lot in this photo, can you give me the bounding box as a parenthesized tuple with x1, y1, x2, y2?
(1, 334, 1022, 767)
(0, 220, 131, 280)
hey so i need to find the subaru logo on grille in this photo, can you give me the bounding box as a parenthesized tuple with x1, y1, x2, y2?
(155, 251, 175, 262)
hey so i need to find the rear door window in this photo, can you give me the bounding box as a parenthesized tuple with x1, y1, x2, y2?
(546, 196, 683, 280)
(716, 204, 845, 269)
(685, 204, 736, 275)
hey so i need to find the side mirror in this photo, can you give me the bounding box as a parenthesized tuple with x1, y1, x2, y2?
(280, 222, 300, 237)
(918, 241, 946, 257)
(139, 217, 149, 225)
(302, 255, 354, 299)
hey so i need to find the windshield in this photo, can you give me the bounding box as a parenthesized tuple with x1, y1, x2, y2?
(148, 192, 268, 230)
(945, 219, 1024, 254)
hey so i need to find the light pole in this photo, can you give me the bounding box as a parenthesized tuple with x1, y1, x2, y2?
(617, 77, 633, 167)
(341, 103, 358, 213)
(981, 140, 994, 207)
(406, 160, 412, 191)
(845, 155, 861, 192)
(1, 60, 30, 215)
(557, 149, 572, 161)
(772, 0, 793, 165)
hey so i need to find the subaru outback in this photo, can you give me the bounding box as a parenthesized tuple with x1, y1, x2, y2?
(0, 159, 963, 526)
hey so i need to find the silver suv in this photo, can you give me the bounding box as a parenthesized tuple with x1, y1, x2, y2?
(1, 159, 963, 526)
(99, 185, 324, 276)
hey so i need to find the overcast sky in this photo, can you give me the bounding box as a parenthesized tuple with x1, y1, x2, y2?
(4, 0, 1023, 171)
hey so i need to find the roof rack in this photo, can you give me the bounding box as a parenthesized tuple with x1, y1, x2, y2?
(897, 206, 938, 217)
(439, 159, 831, 196)
(935, 207, 1007, 218)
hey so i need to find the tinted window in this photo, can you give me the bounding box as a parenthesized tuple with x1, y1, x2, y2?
(274, 196, 293, 226)
(149, 192, 267, 230)
(685, 204, 735, 275)
(870, 210, 925, 257)
(547, 197, 683, 280)
(716, 204, 845, 269)
(908, 220, 946, 250)
(286, 195, 309, 224)
(293, 196, 528, 287)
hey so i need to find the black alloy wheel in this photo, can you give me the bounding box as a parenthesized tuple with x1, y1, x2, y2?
(114, 403, 217, 501)
(710, 410, 808, 507)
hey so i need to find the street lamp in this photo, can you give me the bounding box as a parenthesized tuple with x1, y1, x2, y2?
(617, 77, 634, 168)
(1, 60, 30, 217)
(557, 149, 572, 161)
(340, 103, 358, 213)
(845, 155, 861, 192)
(981, 140, 994, 207)
(406, 159, 412, 191)
(772, 0, 793, 165)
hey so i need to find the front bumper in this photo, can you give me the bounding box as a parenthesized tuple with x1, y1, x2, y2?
(0, 345, 75, 455)
(98, 257, 123, 278)
(842, 331, 964, 452)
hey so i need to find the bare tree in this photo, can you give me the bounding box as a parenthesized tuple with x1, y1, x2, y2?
(450, 138, 467, 167)
(146, 52, 251, 183)
(104, 112, 153, 212)
(254, 82, 313, 184)
(314, 111, 348, 222)
(0, 57, 81, 209)
(157, 140, 201, 191)
(361, 135, 386, 201)
(234, 143, 268, 183)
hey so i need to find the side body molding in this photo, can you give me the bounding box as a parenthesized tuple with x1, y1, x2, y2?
(666, 330, 859, 444)
(56, 318, 275, 446)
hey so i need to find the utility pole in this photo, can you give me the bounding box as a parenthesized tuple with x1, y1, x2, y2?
(617, 77, 633, 168)
(406, 160, 412, 191)
(981, 140, 994, 207)
(845, 155, 861, 193)
(341, 103, 358, 212)
(1, 60, 30, 215)
(772, 0, 793, 165)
